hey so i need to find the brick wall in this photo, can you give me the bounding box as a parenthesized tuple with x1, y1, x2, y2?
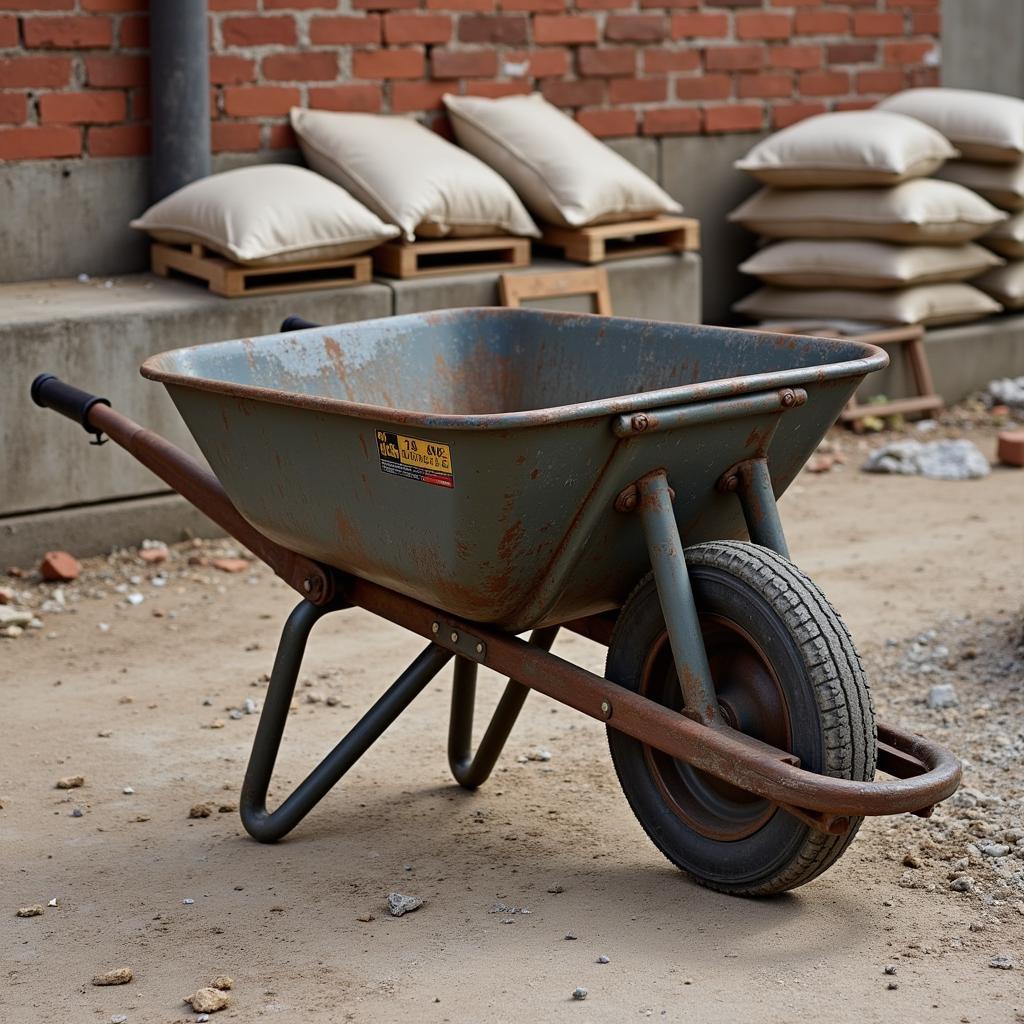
(0, 0, 940, 162)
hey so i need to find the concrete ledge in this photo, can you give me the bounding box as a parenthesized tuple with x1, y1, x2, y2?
(856, 314, 1024, 406)
(0, 494, 219, 570)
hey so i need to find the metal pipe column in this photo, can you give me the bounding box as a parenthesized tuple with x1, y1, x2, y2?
(149, 0, 211, 202)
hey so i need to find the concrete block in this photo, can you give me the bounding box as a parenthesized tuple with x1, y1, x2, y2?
(660, 132, 765, 326)
(1, 274, 392, 516)
(605, 137, 661, 182)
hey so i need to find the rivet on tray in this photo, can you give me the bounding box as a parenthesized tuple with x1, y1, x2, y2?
(475, 642, 483, 654)
(600, 700, 612, 719)
(431, 622, 439, 634)
(451, 631, 459, 643)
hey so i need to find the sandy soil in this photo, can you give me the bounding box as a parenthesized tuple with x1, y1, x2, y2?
(2, 428, 1022, 1024)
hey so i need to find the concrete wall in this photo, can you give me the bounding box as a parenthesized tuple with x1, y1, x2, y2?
(941, 0, 1024, 96)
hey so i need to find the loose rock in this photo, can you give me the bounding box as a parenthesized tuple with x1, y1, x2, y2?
(40, 550, 81, 582)
(863, 439, 990, 480)
(571, 987, 588, 1000)
(210, 975, 234, 990)
(387, 892, 423, 917)
(92, 967, 133, 986)
(189, 803, 213, 819)
(16, 905, 44, 918)
(185, 987, 230, 1012)
(926, 683, 959, 709)
(56, 775, 85, 790)
(211, 558, 249, 574)
(988, 954, 1015, 970)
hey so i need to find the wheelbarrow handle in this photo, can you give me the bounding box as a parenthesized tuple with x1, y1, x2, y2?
(31, 374, 110, 440)
(280, 316, 321, 333)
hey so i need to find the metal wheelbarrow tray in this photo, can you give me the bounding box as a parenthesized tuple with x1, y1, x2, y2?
(32, 308, 960, 896)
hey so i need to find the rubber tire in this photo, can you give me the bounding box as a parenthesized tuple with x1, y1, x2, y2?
(606, 540, 876, 897)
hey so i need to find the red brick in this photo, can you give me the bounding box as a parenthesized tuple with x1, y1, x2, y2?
(643, 47, 700, 73)
(81, 0, 145, 9)
(0, 15, 16, 46)
(88, 121, 149, 156)
(268, 122, 296, 149)
(578, 0, 633, 8)
(0, 125, 80, 159)
(767, 43, 822, 69)
(675, 73, 731, 100)
(856, 68, 904, 93)
(500, 0, 562, 9)
(883, 40, 936, 64)
(222, 16, 296, 46)
(0, 0, 72, 8)
(465, 79, 531, 96)
(519, 47, 570, 76)
(130, 85, 148, 119)
(426, 0, 493, 9)
(886, 0, 938, 7)
(23, 15, 112, 48)
(640, 0, 699, 6)
(736, 12, 792, 40)
(996, 429, 1024, 468)
(643, 106, 701, 135)
(211, 121, 261, 153)
(827, 42, 876, 64)
(912, 10, 940, 34)
(534, 14, 598, 44)
(909, 66, 938, 87)
(578, 46, 635, 77)
(352, 47, 425, 79)
(0, 91, 25, 123)
(608, 76, 666, 103)
(383, 13, 451, 43)
(772, 100, 826, 129)
(458, 14, 527, 43)
(208, 0, 258, 8)
(308, 84, 383, 112)
(85, 54, 147, 87)
(0, 56, 72, 88)
(431, 48, 498, 78)
(209, 55, 256, 85)
(705, 103, 763, 133)
(576, 107, 635, 137)
(222, 85, 300, 116)
(834, 99, 874, 111)
(670, 12, 728, 37)
(799, 69, 849, 95)
(391, 80, 453, 111)
(542, 77, 604, 107)
(262, 51, 338, 81)
(853, 11, 904, 36)
(310, 15, 381, 45)
(263, 0, 336, 7)
(39, 91, 125, 124)
(738, 71, 792, 98)
(794, 10, 848, 34)
(604, 14, 664, 42)
(40, 551, 81, 581)
(705, 45, 764, 71)
(354, 0, 418, 9)
(118, 14, 147, 47)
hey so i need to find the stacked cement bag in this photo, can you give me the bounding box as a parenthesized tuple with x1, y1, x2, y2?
(880, 88, 1024, 312)
(729, 109, 1006, 329)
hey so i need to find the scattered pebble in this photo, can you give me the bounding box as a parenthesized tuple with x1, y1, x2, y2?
(185, 987, 229, 1013)
(887, 981, 898, 991)
(183, 898, 195, 905)
(597, 955, 610, 964)
(189, 803, 212, 819)
(565, 932, 577, 940)
(950, 877, 976, 893)
(883, 965, 897, 976)
(902, 852, 921, 869)
(356, 912, 375, 923)
(387, 892, 423, 917)
(210, 975, 234, 991)
(40, 550, 81, 582)
(122, 786, 134, 795)
(571, 987, 587, 1001)
(92, 967, 133, 986)
(211, 558, 249, 574)
(111, 1015, 128, 1024)
(71, 808, 83, 818)
(988, 954, 1015, 970)
(47, 898, 57, 908)
(16, 905, 44, 918)
(56, 775, 85, 790)
(926, 683, 959, 709)
(863, 439, 990, 480)
(547, 884, 565, 894)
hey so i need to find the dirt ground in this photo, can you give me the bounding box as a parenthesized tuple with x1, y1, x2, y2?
(2, 426, 1022, 1024)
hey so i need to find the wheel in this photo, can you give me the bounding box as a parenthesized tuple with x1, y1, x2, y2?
(606, 540, 876, 896)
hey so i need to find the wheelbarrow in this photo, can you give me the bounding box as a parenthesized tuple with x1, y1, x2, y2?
(31, 308, 960, 896)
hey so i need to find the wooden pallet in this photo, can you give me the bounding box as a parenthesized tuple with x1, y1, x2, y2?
(151, 242, 372, 298)
(539, 215, 700, 264)
(372, 235, 531, 279)
(500, 267, 612, 315)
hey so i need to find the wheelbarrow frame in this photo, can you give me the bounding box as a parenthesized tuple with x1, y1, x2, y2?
(29, 325, 961, 846)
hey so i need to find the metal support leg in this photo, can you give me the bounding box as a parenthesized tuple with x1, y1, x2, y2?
(448, 626, 559, 788)
(636, 471, 721, 726)
(241, 599, 453, 842)
(734, 457, 790, 558)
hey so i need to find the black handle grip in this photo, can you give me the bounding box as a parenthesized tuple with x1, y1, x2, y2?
(280, 316, 321, 333)
(31, 374, 111, 436)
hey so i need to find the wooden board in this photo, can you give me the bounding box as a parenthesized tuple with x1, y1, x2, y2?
(151, 242, 372, 298)
(372, 235, 531, 279)
(499, 267, 612, 315)
(539, 216, 700, 264)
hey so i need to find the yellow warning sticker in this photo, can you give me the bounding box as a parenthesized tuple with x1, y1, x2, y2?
(376, 430, 454, 489)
